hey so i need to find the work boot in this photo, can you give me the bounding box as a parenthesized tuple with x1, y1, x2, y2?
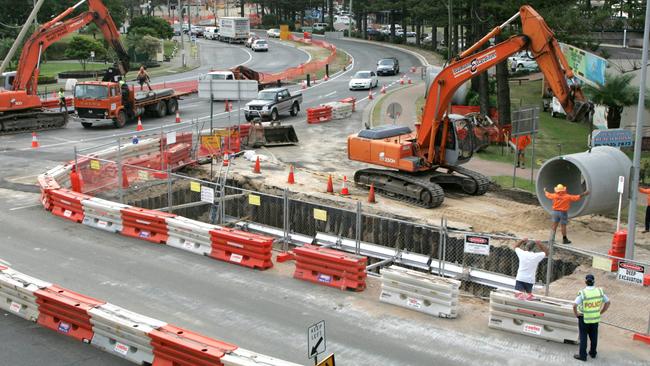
(562, 237, 572, 244)
(589, 352, 597, 359)
(573, 355, 586, 362)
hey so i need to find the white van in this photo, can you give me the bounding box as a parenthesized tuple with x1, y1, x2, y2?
(204, 27, 218, 40)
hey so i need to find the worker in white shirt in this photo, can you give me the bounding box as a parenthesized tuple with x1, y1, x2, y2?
(512, 238, 548, 299)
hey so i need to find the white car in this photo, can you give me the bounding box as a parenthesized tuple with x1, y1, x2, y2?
(245, 34, 259, 47)
(267, 28, 281, 38)
(313, 23, 328, 31)
(349, 71, 378, 90)
(251, 39, 269, 52)
(509, 55, 538, 71)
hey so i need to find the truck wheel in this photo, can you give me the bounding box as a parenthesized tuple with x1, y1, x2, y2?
(166, 98, 178, 115)
(290, 103, 299, 116)
(155, 101, 167, 118)
(271, 109, 279, 121)
(113, 110, 127, 128)
(81, 122, 93, 129)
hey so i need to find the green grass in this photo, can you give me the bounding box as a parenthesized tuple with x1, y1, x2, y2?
(475, 80, 592, 168)
(163, 40, 177, 59)
(492, 175, 536, 193)
(39, 61, 109, 78)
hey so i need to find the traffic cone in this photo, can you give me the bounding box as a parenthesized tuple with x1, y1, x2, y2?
(326, 174, 333, 193)
(70, 167, 82, 193)
(368, 183, 376, 203)
(381, 85, 387, 94)
(136, 116, 143, 131)
(175, 110, 181, 123)
(400, 77, 405, 85)
(287, 165, 295, 184)
(121, 168, 130, 189)
(410, 66, 416, 73)
(368, 90, 373, 100)
(223, 152, 230, 166)
(408, 77, 412, 84)
(225, 99, 230, 112)
(323, 74, 329, 81)
(31, 132, 39, 148)
(301, 80, 307, 89)
(253, 156, 261, 173)
(340, 176, 350, 195)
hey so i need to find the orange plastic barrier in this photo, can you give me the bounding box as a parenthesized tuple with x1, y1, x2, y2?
(209, 228, 274, 270)
(339, 97, 356, 112)
(164, 143, 192, 169)
(35, 285, 105, 342)
(293, 245, 367, 291)
(149, 324, 237, 366)
(38, 175, 61, 211)
(307, 106, 333, 124)
(50, 188, 92, 223)
(608, 230, 627, 271)
(121, 207, 176, 244)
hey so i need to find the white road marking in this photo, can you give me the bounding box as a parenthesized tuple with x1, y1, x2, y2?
(240, 47, 254, 66)
(9, 203, 42, 211)
(324, 91, 336, 97)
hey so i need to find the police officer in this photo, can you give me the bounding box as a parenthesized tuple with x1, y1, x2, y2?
(58, 87, 67, 112)
(572, 274, 610, 361)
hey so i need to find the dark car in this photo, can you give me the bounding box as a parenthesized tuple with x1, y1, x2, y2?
(376, 57, 399, 76)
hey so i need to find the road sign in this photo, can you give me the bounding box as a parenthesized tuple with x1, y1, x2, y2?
(591, 129, 633, 148)
(463, 234, 490, 256)
(308, 320, 326, 359)
(511, 107, 539, 136)
(317, 354, 335, 366)
(617, 261, 645, 286)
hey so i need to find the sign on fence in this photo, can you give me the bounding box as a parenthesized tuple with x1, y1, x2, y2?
(511, 107, 539, 136)
(314, 209, 327, 221)
(617, 261, 645, 286)
(166, 131, 176, 145)
(591, 129, 633, 148)
(190, 181, 201, 192)
(464, 235, 490, 256)
(200, 186, 214, 204)
(248, 194, 260, 206)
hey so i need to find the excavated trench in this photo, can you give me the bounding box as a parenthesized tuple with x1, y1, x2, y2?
(115, 171, 585, 296)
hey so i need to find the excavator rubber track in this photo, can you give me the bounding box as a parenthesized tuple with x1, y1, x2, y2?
(0, 110, 68, 135)
(445, 165, 490, 196)
(354, 168, 445, 208)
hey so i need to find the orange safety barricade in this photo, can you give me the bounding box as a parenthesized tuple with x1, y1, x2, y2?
(121, 207, 176, 244)
(293, 245, 367, 291)
(35, 285, 105, 342)
(307, 106, 333, 124)
(339, 97, 356, 112)
(164, 143, 191, 169)
(50, 188, 92, 223)
(38, 175, 60, 211)
(209, 228, 274, 270)
(148, 324, 237, 366)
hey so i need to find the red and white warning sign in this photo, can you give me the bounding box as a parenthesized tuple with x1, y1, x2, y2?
(523, 323, 542, 336)
(617, 261, 645, 286)
(464, 235, 490, 256)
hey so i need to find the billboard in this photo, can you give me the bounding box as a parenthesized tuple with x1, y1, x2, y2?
(559, 43, 608, 88)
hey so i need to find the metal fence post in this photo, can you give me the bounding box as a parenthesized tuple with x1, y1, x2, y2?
(441, 218, 447, 276)
(545, 230, 555, 296)
(219, 181, 225, 225)
(355, 201, 362, 255)
(438, 218, 444, 276)
(73, 146, 78, 169)
(160, 126, 165, 170)
(167, 165, 173, 213)
(117, 138, 123, 204)
(283, 188, 289, 252)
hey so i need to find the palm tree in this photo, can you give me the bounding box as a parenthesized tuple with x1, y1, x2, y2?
(584, 73, 649, 129)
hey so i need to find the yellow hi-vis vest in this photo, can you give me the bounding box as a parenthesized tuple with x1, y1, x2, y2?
(58, 91, 65, 98)
(578, 287, 604, 324)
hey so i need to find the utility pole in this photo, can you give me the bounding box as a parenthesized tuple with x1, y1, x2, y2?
(625, 0, 650, 260)
(178, 0, 186, 67)
(348, 0, 353, 37)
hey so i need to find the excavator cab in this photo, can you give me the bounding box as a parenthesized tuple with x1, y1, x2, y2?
(1, 72, 15, 90)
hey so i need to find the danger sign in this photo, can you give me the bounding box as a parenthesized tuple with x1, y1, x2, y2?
(464, 234, 490, 256)
(617, 261, 645, 286)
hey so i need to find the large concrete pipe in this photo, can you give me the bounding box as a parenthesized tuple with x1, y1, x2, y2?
(424, 65, 468, 104)
(536, 146, 632, 217)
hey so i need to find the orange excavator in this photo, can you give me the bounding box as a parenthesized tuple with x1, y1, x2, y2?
(348, 5, 591, 208)
(0, 0, 129, 134)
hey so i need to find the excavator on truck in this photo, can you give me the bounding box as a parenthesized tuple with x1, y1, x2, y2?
(348, 5, 591, 208)
(0, 0, 129, 134)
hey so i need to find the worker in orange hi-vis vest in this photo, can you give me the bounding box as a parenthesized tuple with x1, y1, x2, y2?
(639, 185, 650, 233)
(544, 184, 590, 244)
(511, 134, 532, 168)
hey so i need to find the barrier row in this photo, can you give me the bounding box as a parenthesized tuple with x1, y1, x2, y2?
(259, 35, 337, 83)
(0, 266, 301, 366)
(306, 105, 333, 124)
(321, 101, 353, 120)
(293, 244, 367, 291)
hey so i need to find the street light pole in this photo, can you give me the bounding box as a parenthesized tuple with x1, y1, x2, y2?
(625, 0, 650, 260)
(178, 0, 185, 68)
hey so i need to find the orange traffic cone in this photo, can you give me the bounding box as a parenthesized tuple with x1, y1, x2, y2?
(323, 74, 329, 81)
(408, 77, 412, 84)
(368, 90, 373, 100)
(136, 116, 143, 131)
(326, 174, 333, 193)
(121, 167, 130, 189)
(340, 176, 350, 195)
(287, 165, 295, 184)
(301, 80, 307, 89)
(31, 132, 40, 148)
(381, 85, 387, 94)
(400, 77, 405, 85)
(225, 99, 231, 112)
(223, 152, 230, 166)
(253, 156, 261, 173)
(175, 110, 181, 123)
(368, 184, 376, 203)
(70, 167, 82, 192)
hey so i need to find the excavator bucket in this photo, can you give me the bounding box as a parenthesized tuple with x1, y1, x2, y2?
(246, 122, 299, 147)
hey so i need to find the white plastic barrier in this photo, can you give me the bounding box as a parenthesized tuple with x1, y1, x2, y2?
(42, 164, 73, 188)
(322, 101, 353, 120)
(221, 348, 304, 366)
(165, 216, 215, 256)
(488, 289, 578, 344)
(380, 266, 460, 318)
(89, 303, 167, 365)
(82, 197, 131, 233)
(0, 267, 52, 322)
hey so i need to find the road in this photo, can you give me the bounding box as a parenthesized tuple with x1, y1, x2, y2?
(1, 36, 648, 365)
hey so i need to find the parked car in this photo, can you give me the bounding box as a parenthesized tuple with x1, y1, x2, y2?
(204, 27, 218, 40)
(244, 88, 302, 121)
(251, 39, 269, 52)
(349, 70, 378, 90)
(376, 57, 399, 76)
(267, 28, 281, 38)
(366, 28, 381, 37)
(508, 53, 538, 71)
(313, 22, 328, 31)
(245, 34, 259, 47)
